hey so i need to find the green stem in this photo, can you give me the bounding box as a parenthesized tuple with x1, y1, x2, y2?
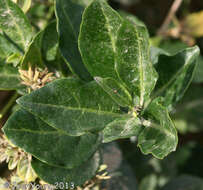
(0, 92, 19, 119)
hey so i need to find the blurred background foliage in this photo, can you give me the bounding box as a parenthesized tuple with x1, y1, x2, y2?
(1, 0, 203, 189)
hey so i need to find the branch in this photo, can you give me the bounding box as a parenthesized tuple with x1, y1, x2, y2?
(157, 0, 183, 35)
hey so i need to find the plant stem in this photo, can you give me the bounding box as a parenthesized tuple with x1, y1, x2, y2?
(0, 92, 19, 119)
(157, 0, 183, 35)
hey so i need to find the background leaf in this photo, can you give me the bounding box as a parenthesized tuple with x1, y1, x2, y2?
(152, 46, 200, 109)
(55, 0, 91, 81)
(0, 33, 21, 60)
(0, 62, 23, 90)
(0, 0, 33, 52)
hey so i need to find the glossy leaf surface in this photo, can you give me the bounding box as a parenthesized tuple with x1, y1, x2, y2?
(55, 0, 91, 81)
(102, 116, 143, 143)
(95, 77, 132, 107)
(138, 98, 178, 159)
(79, 0, 122, 80)
(153, 46, 200, 109)
(17, 78, 123, 136)
(32, 151, 101, 186)
(0, 0, 33, 51)
(115, 20, 157, 106)
(79, 0, 157, 107)
(3, 109, 101, 169)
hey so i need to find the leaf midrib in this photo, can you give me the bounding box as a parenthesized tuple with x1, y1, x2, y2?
(19, 101, 123, 117)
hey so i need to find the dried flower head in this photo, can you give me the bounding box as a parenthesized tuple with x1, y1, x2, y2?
(19, 65, 55, 91)
(77, 164, 111, 190)
(0, 134, 37, 182)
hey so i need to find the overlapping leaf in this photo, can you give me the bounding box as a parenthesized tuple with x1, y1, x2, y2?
(115, 20, 157, 106)
(21, 31, 44, 69)
(0, 62, 23, 90)
(138, 98, 178, 159)
(0, 33, 21, 59)
(55, 0, 91, 81)
(103, 116, 143, 143)
(0, 0, 33, 52)
(32, 151, 101, 186)
(3, 109, 101, 169)
(152, 46, 199, 109)
(79, 0, 157, 107)
(17, 78, 123, 136)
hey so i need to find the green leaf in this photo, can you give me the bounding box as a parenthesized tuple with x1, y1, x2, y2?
(79, 0, 123, 81)
(41, 21, 58, 62)
(138, 98, 178, 159)
(102, 116, 143, 143)
(21, 31, 44, 69)
(0, 0, 33, 52)
(3, 109, 101, 169)
(17, 78, 123, 136)
(32, 151, 101, 186)
(153, 46, 200, 109)
(0, 33, 21, 59)
(55, 0, 91, 81)
(79, 0, 157, 106)
(115, 20, 157, 106)
(193, 55, 203, 83)
(0, 62, 23, 90)
(95, 77, 132, 107)
(6, 52, 22, 66)
(41, 20, 70, 77)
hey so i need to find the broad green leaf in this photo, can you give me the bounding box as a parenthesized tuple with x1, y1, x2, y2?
(0, 62, 23, 90)
(0, 0, 33, 51)
(79, 0, 122, 80)
(153, 46, 200, 109)
(32, 151, 101, 186)
(3, 109, 101, 169)
(55, 0, 91, 81)
(95, 77, 132, 107)
(79, 0, 157, 107)
(138, 98, 178, 159)
(115, 20, 157, 106)
(17, 78, 123, 136)
(102, 116, 143, 143)
(21, 31, 44, 69)
(0, 33, 21, 59)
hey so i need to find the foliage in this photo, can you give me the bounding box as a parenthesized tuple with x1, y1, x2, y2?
(0, 0, 201, 188)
